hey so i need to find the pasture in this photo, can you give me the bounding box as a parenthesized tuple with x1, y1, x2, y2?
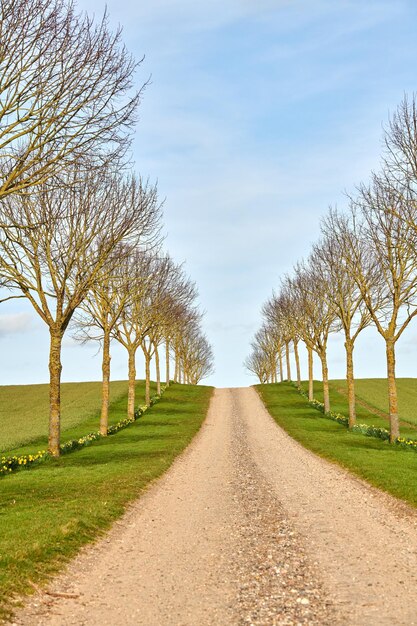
(305, 379, 417, 439)
(0, 380, 153, 454)
(329, 378, 417, 429)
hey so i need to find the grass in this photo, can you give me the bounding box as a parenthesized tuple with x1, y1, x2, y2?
(0, 380, 154, 454)
(256, 382, 417, 509)
(310, 379, 417, 439)
(0, 382, 213, 620)
(329, 378, 417, 429)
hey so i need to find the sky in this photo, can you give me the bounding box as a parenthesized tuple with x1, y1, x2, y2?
(3, 0, 417, 387)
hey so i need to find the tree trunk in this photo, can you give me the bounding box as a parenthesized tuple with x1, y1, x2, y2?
(307, 345, 314, 401)
(48, 328, 63, 457)
(386, 337, 400, 442)
(174, 353, 179, 383)
(100, 330, 111, 436)
(127, 347, 136, 420)
(344, 336, 356, 428)
(294, 339, 301, 387)
(155, 344, 161, 395)
(285, 341, 291, 381)
(145, 354, 151, 405)
(278, 350, 283, 382)
(165, 339, 170, 387)
(320, 350, 330, 413)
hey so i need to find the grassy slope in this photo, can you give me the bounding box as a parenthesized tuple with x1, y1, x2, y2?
(310, 380, 417, 439)
(330, 378, 417, 428)
(0, 383, 213, 618)
(0, 380, 153, 453)
(256, 382, 417, 508)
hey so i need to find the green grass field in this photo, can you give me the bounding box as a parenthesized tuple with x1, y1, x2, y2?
(0, 382, 213, 619)
(257, 382, 417, 508)
(308, 379, 417, 439)
(329, 378, 417, 429)
(0, 380, 153, 453)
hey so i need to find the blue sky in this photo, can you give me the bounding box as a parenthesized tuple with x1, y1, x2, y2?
(3, 0, 417, 387)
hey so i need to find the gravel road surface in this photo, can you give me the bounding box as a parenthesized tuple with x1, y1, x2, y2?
(13, 387, 417, 625)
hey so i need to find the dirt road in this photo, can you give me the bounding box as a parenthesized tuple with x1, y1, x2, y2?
(14, 388, 417, 625)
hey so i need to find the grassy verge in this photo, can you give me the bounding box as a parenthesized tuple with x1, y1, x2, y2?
(256, 382, 417, 508)
(0, 383, 212, 620)
(0, 380, 153, 453)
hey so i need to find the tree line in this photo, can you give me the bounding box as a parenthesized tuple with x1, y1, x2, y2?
(246, 94, 417, 444)
(0, 0, 214, 456)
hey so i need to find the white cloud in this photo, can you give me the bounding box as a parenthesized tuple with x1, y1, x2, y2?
(0, 313, 32, 336)
(62, 337, 84, 349)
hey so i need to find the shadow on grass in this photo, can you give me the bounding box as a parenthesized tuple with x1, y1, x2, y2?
(155, 405, 198, 417)
(58, 448, 170, 468)
(4, 415, 176, 459)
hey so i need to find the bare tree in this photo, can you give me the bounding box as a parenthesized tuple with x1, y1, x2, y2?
(244, 348, 272, 384)
(139, 259, 170, 399)
(0, 0, 142, 199)
(164, 300, 194, 387)
(111, 252, 186, 412)
(262, 293, 297, 383)
(288, 262, 338, 412)
(255, 324, 281, 383)
(277, 276, 315, 399)
(111, 251, 157, 417)
(72, 183, 161, 434)
(383, 94, 417, 183)
(346, 177, 417, 441)
(313, 210, 372, 427)
(0, 166, 149, 455)
(143, 265, 198, 395)
(245, 324, 279, 384)
(170, 305, 203, 384)
(180, 326, 214, 384)
(139, 256, 194, 401)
